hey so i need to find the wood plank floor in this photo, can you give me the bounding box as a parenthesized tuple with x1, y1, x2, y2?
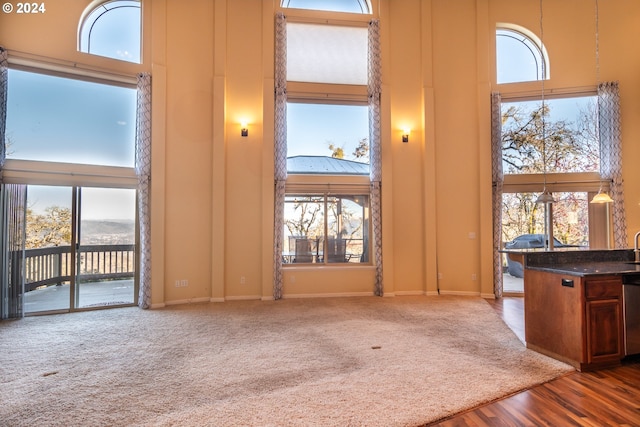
(425, 297, 640, 426)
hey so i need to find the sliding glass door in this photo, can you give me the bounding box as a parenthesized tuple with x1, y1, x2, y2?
(20, 185, 136, 315)
(75, 187, 136, 309)
(22, 186, 73, 313)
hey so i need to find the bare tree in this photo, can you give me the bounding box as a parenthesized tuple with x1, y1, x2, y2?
(501, 101, 598, 246)
(284, 198, 323, 238)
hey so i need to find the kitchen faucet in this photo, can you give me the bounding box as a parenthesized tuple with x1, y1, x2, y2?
(635, 230, 640, 262)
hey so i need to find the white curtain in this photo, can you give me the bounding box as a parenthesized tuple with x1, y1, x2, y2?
(491, 92, 504, 298)
(135, 73, 152, 309)
(273, 12, 287, 300)
(598, 82, 627, 249)
(368, 20, 383, 296)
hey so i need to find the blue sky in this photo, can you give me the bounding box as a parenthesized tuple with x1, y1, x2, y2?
(287, 102, 369, 161)
(6, 70, 136, 167)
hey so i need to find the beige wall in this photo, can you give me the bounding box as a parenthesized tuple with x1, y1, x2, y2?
(1, 0, 639, 305)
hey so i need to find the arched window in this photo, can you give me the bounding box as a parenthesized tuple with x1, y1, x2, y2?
(496, 26, 548, 84)
(78, 0, 141, 63)
(281, 0, 371, 14)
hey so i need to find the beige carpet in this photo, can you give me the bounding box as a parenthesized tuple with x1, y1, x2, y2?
(0, 296, 573, 426)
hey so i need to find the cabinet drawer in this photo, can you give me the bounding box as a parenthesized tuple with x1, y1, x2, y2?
(585, 279, 622, 300)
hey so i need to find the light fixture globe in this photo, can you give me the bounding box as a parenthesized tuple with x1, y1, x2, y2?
(590, 191, 613, 204)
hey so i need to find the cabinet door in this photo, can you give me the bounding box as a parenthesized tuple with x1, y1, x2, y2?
(586, 299, 623, 364)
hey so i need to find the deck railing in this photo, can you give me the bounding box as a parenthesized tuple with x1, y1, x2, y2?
(19, 244, 135, 292)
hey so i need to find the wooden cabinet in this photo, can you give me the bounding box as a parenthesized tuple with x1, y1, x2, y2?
(584, 277, 624, 366)
(524, 271, 623, 371)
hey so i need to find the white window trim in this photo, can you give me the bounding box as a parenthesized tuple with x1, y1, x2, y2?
(2, 159, 138, 189)
(496, 23, 550, 84)
(7, 52, 138, 87)
(77, 0, 142, 64)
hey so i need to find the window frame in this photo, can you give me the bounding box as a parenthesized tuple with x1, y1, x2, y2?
(284, 18, 371, 172)
(3, 62, 138, 190)
(78, 0, 142, 64)
(278, 6, 376, 271)
(279, 0, 374, 16)
(499, 91, 612, 250)
(496, 24, 550, 85)
(283, 176, 372, 266)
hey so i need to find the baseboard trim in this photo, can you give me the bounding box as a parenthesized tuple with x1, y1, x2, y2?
(159, 290, 488, 306)
(394, 290, 426, 296)
(164, 297, 211, 306)
(438, 290, 481, 297)
(283, 291, 375, 299)
(224, 295, 263, 301)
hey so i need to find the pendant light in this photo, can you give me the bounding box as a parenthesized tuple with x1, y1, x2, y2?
(535, 0, 555, 205)
(590, 0, 614, 204)
(591, 189, 614, 204)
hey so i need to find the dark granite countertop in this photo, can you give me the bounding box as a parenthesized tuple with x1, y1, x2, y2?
(506, 248, 640, 277)
(527, 261, 640, 277)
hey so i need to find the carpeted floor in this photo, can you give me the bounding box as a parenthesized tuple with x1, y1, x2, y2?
(0, 296, 573, 426)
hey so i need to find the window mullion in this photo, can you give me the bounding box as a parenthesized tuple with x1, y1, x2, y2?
(323, 193, 328, 264)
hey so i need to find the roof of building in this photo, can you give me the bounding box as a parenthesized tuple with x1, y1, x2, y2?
(286, 156, 369, 175)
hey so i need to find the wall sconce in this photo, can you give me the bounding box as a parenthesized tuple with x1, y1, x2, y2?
(241, 122, 249, 137)
(402, 128, 410, 143)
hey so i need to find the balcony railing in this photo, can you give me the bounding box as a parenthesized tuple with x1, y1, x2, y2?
(17, 244, 135, 292)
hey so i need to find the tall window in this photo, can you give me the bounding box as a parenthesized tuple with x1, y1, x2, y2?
(496, 27, 547, 84)
(500, 94, 608, 287)
(5, 69, 136, 167)
(500, 94, 602, 243)
(280, 14, 373, 266)
(78, 0, 141, 64)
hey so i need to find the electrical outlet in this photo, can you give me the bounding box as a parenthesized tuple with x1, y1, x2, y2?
(240, 276, 246, 284)
(437, 273, 443, 279)
(471, 274, 477, 281)
(175, 279, 188, 287)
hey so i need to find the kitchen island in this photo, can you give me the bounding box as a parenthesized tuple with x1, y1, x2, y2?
(504, 248, 640, 371)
